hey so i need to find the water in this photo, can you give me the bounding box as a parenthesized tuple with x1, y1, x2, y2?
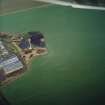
(0, 5, 105, 105)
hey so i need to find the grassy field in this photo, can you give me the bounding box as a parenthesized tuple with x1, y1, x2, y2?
(0, 5, 105, 105)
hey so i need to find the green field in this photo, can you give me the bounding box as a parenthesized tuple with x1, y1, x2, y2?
(0, 5, 105, 105)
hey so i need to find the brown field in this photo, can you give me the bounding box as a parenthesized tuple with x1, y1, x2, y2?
(0, 0, 48, 15)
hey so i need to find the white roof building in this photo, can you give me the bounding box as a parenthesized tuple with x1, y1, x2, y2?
(0, 55, 23, 74)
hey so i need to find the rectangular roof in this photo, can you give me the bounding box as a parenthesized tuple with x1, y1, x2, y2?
(0, 55, 23, 74)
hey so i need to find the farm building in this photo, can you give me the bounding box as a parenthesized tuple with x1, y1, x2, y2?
(0, 55, 23, 75)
